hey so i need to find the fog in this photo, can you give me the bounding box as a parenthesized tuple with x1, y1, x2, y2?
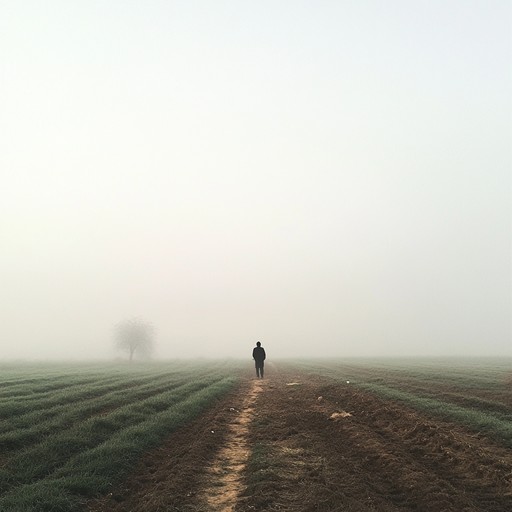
(1, 1, 510, 361)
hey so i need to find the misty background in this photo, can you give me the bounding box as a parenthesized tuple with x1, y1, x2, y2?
(1, 1, 510, 360)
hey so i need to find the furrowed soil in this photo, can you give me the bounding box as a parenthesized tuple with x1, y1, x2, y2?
(88, 365, 512, 512)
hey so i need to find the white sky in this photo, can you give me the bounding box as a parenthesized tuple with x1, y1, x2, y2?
(1, 0, 511, 360)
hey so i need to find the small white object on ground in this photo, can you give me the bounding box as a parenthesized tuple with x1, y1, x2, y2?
(329, 411, 352, 420)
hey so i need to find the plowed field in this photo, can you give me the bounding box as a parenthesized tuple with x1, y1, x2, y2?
(88, 363, 512, 512)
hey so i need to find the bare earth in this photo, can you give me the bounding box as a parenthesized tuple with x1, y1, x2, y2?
(88, 366, 512, 512)
(195, 379, 264, 511)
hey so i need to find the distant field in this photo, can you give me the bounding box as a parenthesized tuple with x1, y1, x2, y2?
(1, 358, 511, 512)
(290, 357, 512, 447)
(0, 361, 242, 512)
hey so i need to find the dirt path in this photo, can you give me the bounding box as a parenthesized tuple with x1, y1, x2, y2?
(195, 379, 264, 511)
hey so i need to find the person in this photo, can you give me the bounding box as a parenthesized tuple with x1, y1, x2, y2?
(252, 341, 266, 378)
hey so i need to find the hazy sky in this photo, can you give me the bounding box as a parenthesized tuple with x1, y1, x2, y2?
(1, 1, 510, 360)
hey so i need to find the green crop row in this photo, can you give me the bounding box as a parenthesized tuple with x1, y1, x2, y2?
(358, 382, 512, 448)
(0, 377, 196, 450)
(293, 358, 509, 389)
(306, 366, 511, 416)
(0, 362, 244, 512)
(290, 358, 512, 447)
(0, 370, 178, 417)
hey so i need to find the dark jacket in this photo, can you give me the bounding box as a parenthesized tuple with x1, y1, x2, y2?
(252, 346, 266, 362)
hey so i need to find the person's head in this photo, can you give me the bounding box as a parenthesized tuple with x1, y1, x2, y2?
(256, 341, 261, 347)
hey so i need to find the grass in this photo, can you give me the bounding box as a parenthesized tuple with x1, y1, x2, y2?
(290, 357, 512, 447)
(0, 361, 244, 512)
(359, 381, 512, 447)
(0, 376, 211, 451)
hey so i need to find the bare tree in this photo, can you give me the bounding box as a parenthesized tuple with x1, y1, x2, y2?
(115, 318, 155, 362)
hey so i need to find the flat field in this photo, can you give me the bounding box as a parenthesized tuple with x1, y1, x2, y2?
(1, 358, 511, 511)
(0, 361, 241, 511)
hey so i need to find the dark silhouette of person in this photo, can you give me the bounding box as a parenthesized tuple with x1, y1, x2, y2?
(252, 341, 266, 378)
